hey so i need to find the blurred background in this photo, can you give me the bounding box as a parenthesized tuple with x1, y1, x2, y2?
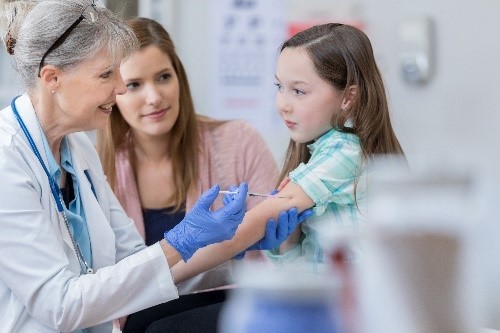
(2, 0, 500, 331)
(2, 0, 500, 170)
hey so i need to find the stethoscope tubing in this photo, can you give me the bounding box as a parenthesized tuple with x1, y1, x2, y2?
(10, 96, 93, 274)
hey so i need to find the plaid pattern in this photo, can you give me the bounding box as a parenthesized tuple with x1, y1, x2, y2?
(268, 128, 366, 266)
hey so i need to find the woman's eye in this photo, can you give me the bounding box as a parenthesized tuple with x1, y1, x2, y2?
(293, 89, 305, 96)
(126, 82, 139, 90)
(274, 82, 283, 91)
(159, 73, 171, 82)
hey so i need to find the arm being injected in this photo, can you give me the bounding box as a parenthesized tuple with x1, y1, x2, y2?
(171, 181, 314, 283)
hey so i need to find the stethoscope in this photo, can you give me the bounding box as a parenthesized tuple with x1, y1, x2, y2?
(10, 96, 93, 275)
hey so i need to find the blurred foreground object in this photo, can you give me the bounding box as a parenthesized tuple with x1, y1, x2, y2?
(219, 262, 341, 333)
(355, 158, 478, 333)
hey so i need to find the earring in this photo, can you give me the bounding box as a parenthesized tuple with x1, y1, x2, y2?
(51, 90, 55, 94)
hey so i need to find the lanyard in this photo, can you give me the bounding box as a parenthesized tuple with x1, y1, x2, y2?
(10, 96, 93, 274)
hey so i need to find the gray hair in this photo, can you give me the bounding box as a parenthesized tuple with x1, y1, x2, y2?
(1, 0, 138, 90)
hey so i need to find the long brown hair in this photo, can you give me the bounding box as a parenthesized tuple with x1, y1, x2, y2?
(278, 23, 404, 183)
(96, 17, 200, 211)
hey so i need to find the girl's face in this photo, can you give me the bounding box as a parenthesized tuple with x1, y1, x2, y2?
(275, 47, 344, 143)
(54, 49, 126, 132)
(116, 45, 180, 140)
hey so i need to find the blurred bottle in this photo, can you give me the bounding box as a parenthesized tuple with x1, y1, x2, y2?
(219, 262, 341, 333)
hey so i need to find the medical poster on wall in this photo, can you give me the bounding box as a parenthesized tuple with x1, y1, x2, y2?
(210, 0, 286, 134)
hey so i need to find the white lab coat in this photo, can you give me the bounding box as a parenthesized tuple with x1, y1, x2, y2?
(0, 94, 179, 332)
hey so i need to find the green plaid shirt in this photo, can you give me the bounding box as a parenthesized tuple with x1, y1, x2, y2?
(267, 128, 366, 266)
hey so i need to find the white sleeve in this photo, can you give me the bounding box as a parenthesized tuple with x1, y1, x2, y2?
(0, 145, 178, 331)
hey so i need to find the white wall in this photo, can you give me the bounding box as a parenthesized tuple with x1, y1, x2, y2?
(0, 48, 21, 106)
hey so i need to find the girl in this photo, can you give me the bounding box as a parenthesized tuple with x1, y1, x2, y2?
(171, 22, 405, 277)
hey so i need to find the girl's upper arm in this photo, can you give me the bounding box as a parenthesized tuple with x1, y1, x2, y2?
(278, 180, 315, 213)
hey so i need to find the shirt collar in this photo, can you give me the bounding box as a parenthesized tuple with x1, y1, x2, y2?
(307, 128, 337, 153)
(307, 119, 355, 153)
(38, 126, 72, 183)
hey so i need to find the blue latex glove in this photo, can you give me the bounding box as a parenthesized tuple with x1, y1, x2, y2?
(165, 182, 248, 262)
(222, 184, 241, 206)
(233, 207, 313, 259)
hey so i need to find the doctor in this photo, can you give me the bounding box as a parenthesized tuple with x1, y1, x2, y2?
(0, 1, 301, 332)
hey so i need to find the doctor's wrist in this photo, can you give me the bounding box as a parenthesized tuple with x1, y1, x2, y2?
(159, 239, 182, 268)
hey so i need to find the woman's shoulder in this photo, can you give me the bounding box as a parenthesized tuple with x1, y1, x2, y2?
(198, 116, 263, 140)
(197, 117, 273, 167)
(0, 102, 21, 146)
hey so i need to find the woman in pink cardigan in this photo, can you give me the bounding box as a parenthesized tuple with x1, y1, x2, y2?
(96, 17, 308, 333)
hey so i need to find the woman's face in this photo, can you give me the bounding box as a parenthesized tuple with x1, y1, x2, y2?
(275, 47, 344, 143)
(53, 49, 126, 132)
(116, 45, 180, 140)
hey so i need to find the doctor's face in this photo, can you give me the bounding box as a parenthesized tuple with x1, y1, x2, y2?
(53, 49, 127, 132)
(116, 45, 180, 140)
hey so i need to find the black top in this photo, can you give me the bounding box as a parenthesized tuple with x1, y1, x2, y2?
(143, 206, 185, 246)
(60, 173, 75, 208)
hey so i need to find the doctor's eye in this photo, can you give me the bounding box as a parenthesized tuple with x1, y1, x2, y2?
(100, 70, 112, 79)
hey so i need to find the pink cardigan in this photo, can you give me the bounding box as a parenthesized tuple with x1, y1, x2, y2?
(113, 119, 279, 293)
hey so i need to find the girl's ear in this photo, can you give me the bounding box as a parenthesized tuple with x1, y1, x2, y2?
(341, 85, 358, 110)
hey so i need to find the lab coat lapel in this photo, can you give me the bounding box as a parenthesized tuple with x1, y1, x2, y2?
(69, 137, 116, 269)
(14, 94, 52, 169)
(10, 95, 81, 271)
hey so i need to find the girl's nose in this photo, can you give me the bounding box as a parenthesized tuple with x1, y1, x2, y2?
(275, 93, 292, 114)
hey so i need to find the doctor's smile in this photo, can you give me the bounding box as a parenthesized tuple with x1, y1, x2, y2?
(98, 101, 115, 114)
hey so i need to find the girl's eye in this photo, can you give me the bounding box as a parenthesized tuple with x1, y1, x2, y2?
(274, 82, 283, 91)
(126, 82, 140, 90)
(293, 89, 305, 96)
